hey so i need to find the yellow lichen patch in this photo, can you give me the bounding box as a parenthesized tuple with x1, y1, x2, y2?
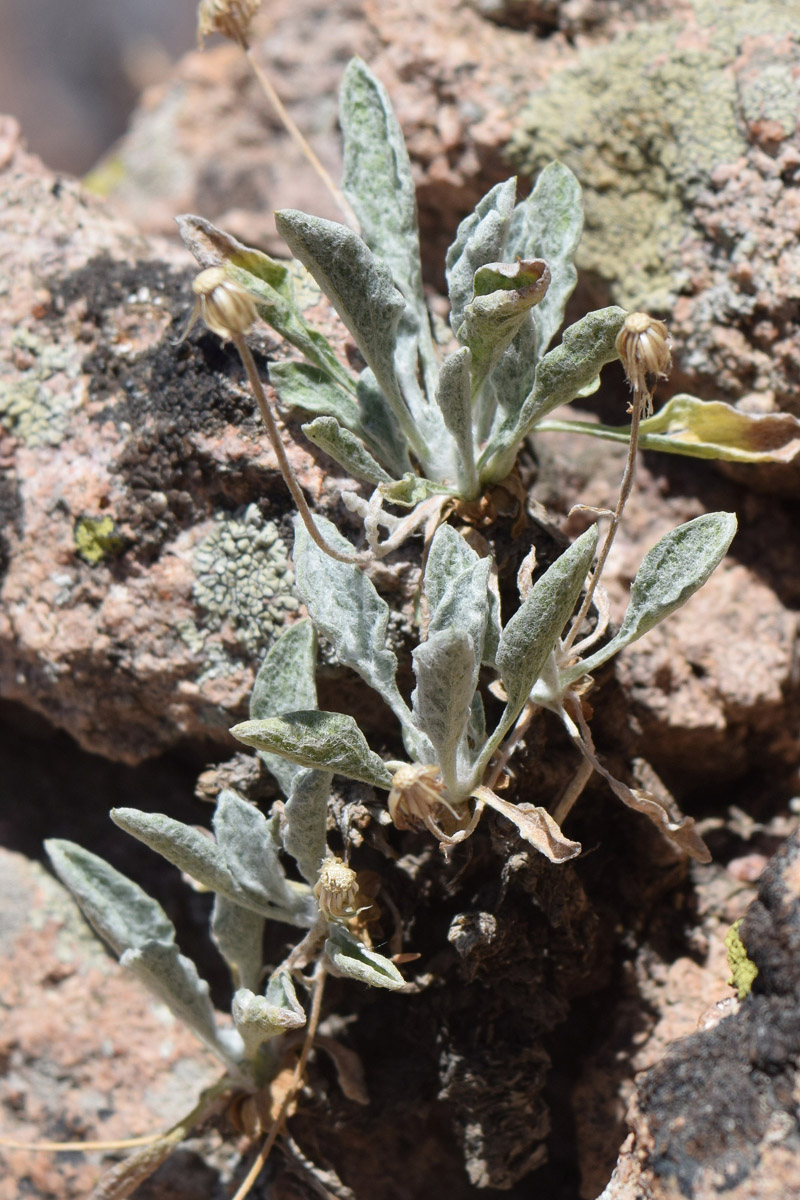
(725, 919, 758, 1000)
(74, 516, 125, 565)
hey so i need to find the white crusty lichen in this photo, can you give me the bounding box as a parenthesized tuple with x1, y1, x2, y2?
(180, 504, 299, 667)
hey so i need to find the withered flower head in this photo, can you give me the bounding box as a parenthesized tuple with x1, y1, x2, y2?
(615, 311, 671, 416)
(314, 856, 360, 922)
(190, 267, 259, 340)
(387, 763, 468, 840)
(197, 0, 261, 48)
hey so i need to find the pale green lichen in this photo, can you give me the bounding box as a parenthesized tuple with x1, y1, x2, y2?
(0, 331, 83, 446)
(74, 516, 125, 565)
(179, 504, 299, 670)
(725, 918, 758, 1000)
(509, 0, 793, 311)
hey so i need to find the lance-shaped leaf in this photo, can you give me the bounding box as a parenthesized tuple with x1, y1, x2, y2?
(340, 57, 438, 398)
(425, 525, 501, 664)
(563, 512, 737, 683)
(479, 306, 626, 483)
(357, 367, 412, 480)
(283, 767, 332, 887)
(457, 260, 550, 398)
(176, 214, 354, 391)
(213, 789, 296, 911)
(541, 395, 800, 464)
(269, 361, 362, 434)
(495, 524, 599, 724)
(324, 925, 405, 990)
(302, 416, 395, 485)
(411, 629, 477, 791)
(251, 618, 320, 795)
(111, 808, 315, 926)
(232, 977, 306, 1057)
(377, 473, 453, 507)
(446, 178, 517, 333)
(45, 839, 176, 956)
(435, 347, 478, 499)
(474, 787, 581, 863)
(505, 162, 583, 358)
(231, 710, 394, 790)
(275, 210, 426, 460)
(293, 515, 409, 721)
(212, 896, 264, 994)
(120, 941, 239, 1066)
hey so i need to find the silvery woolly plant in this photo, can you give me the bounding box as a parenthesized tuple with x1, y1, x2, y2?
(178, 57, 799, 563)
(231, 506, 736, 865)
(44, 630, 404, 1196)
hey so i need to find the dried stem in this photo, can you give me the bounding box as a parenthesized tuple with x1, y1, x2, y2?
(244, 49, 359, 231)
(561, 387, 646, 654)
(232, 334, 364, 564)
(231, 962, 328, 1200)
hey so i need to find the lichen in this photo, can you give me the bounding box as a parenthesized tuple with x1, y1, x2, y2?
(74, 516, 125, 565)
(179, 504, 299, 674)
(509, 0, 794, 311)
(0, 330, 84, 447)
(725, 918, 759, 1000)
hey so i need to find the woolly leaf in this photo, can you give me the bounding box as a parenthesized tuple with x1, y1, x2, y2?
(45, 839, 175, 957)
(566, 513, 737, 681)
(302, 416, 394, 485)
(232, 980, 306, 1056)
(211, 895, 264, 994)
(411, 629, 477, 789)
(293, 515, 408, 719)
(324, 925, 405, 990)
(446, 178, 517, 333)
(435, 347, 478, 499)
(213, 789, 295, 911)
(458, 260, 550, 397)
(496, 524, 599, 721)
(269, 361, 362, 433)
(251, 619, 320, 795)
(283, 767, 332, 886)
(231, 711, 394, 790)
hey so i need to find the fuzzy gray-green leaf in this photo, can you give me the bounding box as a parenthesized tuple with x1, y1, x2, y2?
(357, 368, 412, 480)
(45, 839, 175, 957)
(458, 260, 550, 398)
(480, 306, 626, 483)
(294, 515, 409, 720)
(411, 629, 477, 790)
(302, 416, 394, 485)
(213, 789, 295, 911)
(251, 619, 319, 795)
(283, 767, 332, 886)
(325, 925, 405, 990)
(121, 941, 236, 1065)
(506, 162, 583, 358)
(435, 348, 478, 499)
(565, 513, 737, 682)
(275, 210, 425, 459)
(446, 178, 517, 333)
(212, 895, 265, 994)
(269, 361, 362, 433)
(340, 57, 435, 391)
(496, 524, 599, 720)
(232, 983, 306, 1056)
(231, 711, 394, 790)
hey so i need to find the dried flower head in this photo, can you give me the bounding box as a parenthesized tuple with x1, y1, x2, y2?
(615, 312, 671, 417)
(197, 0, 260, 48)
(314, 856, 360, 922)
(388, 764, 467, 839)
(189, 267, 259, 341)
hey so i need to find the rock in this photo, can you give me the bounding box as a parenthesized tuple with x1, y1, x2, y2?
(0, 136, 352, 763)
(0, 847, 221, 1200)
(599, 828, 800, 1200)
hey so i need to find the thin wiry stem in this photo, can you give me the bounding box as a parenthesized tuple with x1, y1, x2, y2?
(244, 49, 359, 231)
(232, 333, 365, 565)
(230, 962, 327, 1200)
(561, 386, 646, 654)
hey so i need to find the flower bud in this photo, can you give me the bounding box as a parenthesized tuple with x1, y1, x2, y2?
(191, 267, 259, 340)
(616, 312, 671, 415)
